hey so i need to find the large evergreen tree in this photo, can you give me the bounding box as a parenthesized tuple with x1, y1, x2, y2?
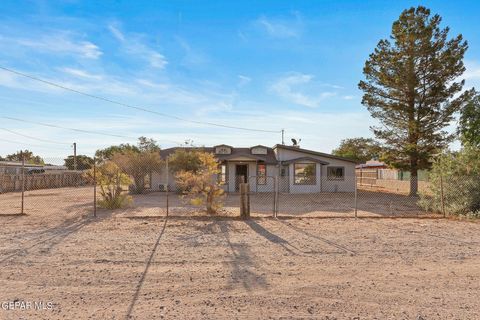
(359, 6, 474, 195)
(458, 93, 480, 147)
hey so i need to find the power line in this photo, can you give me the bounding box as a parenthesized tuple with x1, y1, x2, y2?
(0, 66, 282, 134)
(1, 116, 181, 145)
(0, 128, 71, 145)
(0, 137, 71, 151)
(2, 116, 137, 139)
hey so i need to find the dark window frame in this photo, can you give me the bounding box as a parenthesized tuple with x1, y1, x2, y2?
(327, 166, 345, 181)
(293, 162, 317, 185)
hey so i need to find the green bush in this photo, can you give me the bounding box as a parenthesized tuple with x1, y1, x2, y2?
(98, 193, 132, 210)
(84, 161, 133, 210)
(419, 146, 480, 217)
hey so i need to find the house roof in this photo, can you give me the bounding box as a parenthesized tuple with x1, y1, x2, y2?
(282, 157, 330, 165)
(273, 144, 357, 163)
(356, 160, 387, 169)
(0, 161, 43, 168)
(160, 146, 278, 164)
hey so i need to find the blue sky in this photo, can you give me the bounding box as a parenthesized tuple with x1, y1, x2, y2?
(0, 0, 479, 160)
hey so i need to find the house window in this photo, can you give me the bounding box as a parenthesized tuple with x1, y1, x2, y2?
(294, 163, 316, 185)
(257, 163, 266, 185)
(327, 166, 345, 180)
(219, 164, 227, 184)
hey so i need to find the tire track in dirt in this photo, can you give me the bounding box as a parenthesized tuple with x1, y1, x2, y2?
(125, 212, 169, 319)
(0, 215, 95, 264)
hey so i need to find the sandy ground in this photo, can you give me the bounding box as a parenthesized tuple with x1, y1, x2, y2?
(1, 187, 479, 319)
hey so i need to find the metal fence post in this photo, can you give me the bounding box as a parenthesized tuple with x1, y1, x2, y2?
(166, 158, 169, 215)
(440, 172, 446, 218)
(93, 157, 97, 217)
(273, 176, 277, 218)
(354, 172, 358, 218)
(21, 153, 25, 214)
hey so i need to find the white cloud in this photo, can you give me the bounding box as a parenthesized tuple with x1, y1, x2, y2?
(343, 95, 355, 100)
(108, 24, 168, 69)
(237, 75, 251, 87)
(269, 73, 336, 108)
(1, 32, 102, 59)
(175, 36, 207, 66)
(108, 24, 125, 42)
(61, 67, 102, 80)
(254, 13, 303, 39)
(464, 61, 480, 80)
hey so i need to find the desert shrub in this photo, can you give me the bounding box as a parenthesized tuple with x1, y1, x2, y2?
(174, 152, 225, 214)
(112, 150, 162, 194)
(84, 161, 133, 209)
(168, 149, 204, 193)
(419, 145, 480, 217)
(168, 148, 203, 173)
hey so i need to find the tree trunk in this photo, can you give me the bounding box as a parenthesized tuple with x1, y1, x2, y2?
(410, 168, 418, 196)
(133, 175, 145, 194)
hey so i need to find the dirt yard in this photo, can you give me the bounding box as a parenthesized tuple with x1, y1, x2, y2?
(1, 187, 479, 319)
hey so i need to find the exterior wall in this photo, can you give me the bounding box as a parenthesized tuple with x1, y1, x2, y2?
(275, 147, 355, 193)
(226, 161, 275, 193)
(150, 162, 276, 193)
(249, 164, 276, 193)
(288, 162, 321, 194)
(150, 164, 176, 191)
(151, 147, 355, 194)
(320, 157, 356, 192)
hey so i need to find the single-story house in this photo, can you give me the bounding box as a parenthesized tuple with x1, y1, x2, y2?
(356, 159, 388, 170)
(0, 161, 44, 175)
(152, 144, 356, 194)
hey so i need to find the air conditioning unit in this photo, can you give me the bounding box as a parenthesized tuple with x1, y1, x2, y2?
(158, 184, 167, 192)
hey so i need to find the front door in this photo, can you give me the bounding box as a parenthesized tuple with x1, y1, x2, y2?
(235, 164, 248, 191)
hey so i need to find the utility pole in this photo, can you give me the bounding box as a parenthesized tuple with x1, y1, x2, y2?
(281, 129, 285, 145)
(73, 142, 77, 171)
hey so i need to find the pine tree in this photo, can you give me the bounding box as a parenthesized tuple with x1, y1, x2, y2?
(359, 6, 474, 195)
(458, 93, 480, 148)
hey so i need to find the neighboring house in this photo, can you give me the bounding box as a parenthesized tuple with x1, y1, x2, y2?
(0, 161, 43, 175)
(152, 144, 356, 193)
(355, 159, 388, 170)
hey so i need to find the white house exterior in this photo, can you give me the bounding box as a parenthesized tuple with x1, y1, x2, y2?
(274, 145, 356, 193)
(151, 144, 356, 194)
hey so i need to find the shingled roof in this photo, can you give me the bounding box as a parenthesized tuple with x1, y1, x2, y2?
(160, 146, 278, 165)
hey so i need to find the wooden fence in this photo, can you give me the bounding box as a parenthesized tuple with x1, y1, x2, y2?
(356, 169, 378, 186)
(0, 172, 86, 193)
(356, 168, 431, 194)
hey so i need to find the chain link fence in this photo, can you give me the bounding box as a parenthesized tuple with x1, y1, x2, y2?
(1, 158, 477, 219)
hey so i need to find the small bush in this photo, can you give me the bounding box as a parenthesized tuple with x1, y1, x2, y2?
(174, 152, 225, 214)
(84, 161, 133, 210)
(98, 193, 132, 209)
(419, 146, 480, 217)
